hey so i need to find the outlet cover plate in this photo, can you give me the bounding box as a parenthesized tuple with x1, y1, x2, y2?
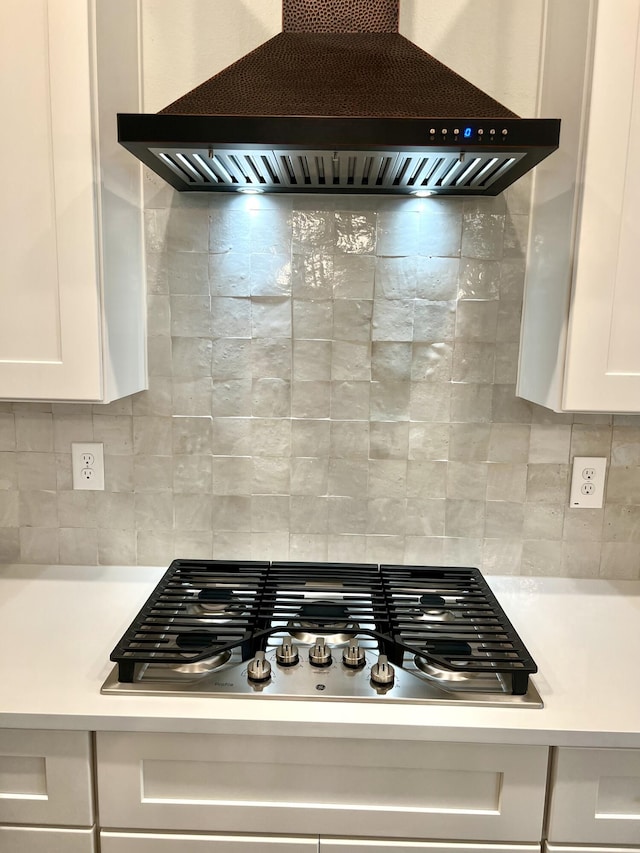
(569, 456, 607, 509)
(72, 442, 105, 491)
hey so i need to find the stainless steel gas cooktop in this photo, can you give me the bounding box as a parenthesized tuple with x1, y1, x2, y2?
(101, 561, 542, 708)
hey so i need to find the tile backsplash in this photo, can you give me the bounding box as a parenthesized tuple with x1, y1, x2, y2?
(1, 172, 640, 578)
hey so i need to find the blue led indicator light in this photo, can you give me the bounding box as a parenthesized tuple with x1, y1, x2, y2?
(464, 127, 473, 139)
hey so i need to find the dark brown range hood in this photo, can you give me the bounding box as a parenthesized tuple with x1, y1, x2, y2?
(118, 0, 560, 196)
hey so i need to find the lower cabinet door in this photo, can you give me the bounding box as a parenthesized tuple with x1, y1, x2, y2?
(0, 825, 96, 853)
(0, 729, 94, 826)
(100, 832, 319, 852)
(547, 748, 640, 844)
(321, 843, 541, 852)
(546, 846, 640, 853)
(96, 732, 548, 842)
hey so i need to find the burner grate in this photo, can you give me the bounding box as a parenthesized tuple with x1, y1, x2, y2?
(109, 561, 537, 694)
(380, 565, 537, 694)
(110, 560, 269, 682)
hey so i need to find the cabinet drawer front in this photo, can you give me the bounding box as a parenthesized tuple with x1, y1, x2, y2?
(548, 747, 640, 844)
(0, 825, 96, 853)
(323, 844, 540, 852)
(97, 732, 548, 841)
(0, 729, 93, 826)
(100, 832, 318, 852)
(546, 846, 640, 853)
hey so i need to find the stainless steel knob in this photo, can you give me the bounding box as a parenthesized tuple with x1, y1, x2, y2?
(276, 636, 299, 667)
(342, 638, 365, 668)
(309, 638, 332, 667)
(247, 650, 271, 682)
(370, 654, 394, 686)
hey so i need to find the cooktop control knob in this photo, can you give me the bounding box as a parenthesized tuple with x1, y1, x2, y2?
(247, 651, 271, 682)
(276, 636, 299, 667)
(342, 638, 365, 668)
(370, 654, 395, 686)
(309, 638, 332, 667)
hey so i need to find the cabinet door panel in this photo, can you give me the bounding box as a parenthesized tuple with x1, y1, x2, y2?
(0, 0, 103, 401)
(100, 831, 318, 852)
(0, 825, 95, 853)
(0, 729, 93, 826)
(563, 0, 640, 410)
(548, 747, 640, 844)
(322, 844, 540, 852)
(97, 732, 548, 842)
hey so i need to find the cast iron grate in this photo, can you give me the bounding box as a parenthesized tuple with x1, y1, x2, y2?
(380, 564, 537, 695)
(109, 561, 537, 694)
(110, 560, 269, 682)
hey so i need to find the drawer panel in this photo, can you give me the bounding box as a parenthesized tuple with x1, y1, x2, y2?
(0, 825, 96, 853)
(97, 732, 548, 841)
(100, 832, 318, 851)
(0, 729, 93, 826)
(548, 747, 640, 844)
(322, 844, 541, 852)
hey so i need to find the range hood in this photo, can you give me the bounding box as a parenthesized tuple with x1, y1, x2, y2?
(118, 0, 560, 196)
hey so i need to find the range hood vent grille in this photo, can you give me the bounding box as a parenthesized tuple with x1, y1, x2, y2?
(153, 147, 526, 193)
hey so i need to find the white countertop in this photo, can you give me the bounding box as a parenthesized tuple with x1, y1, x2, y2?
(0, 564, 638, 747)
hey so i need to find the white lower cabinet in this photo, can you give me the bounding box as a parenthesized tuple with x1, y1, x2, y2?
(96, 732, 548, 842)
(0, 729, 94, 826)
(321, 843, 541, 852)
(100, 831, 318, 852)
(546, 846, 640, 853)
(547, 748, 640, 845)
(0, 729, 96, 850)
(0, 825, 96, 853)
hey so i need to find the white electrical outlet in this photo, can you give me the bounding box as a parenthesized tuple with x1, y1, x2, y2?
(569, 456, 607, 508)
(72, 442, 105, 491)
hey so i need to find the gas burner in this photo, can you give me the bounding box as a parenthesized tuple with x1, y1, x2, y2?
(414, 640, 474, 683)
(408, 593, 457, 623)
(187, 588, 247, 622)
(287, 600, 359, 645)
(172, 632, 231, 675)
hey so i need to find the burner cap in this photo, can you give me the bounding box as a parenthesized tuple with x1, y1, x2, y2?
(175, 631, 219, 649)
(173, 631, 231, 675)
(288, 599, 358, 645)
(299, 601, 349, 625)
(425, 639, 472, 657)
(198, 588, 233, 603)
(419, 594, 446, 608)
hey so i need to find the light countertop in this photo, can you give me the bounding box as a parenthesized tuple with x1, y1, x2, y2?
(0, 564, 638, 747)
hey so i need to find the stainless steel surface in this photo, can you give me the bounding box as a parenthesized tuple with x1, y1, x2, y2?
(101, 643, 543, 708)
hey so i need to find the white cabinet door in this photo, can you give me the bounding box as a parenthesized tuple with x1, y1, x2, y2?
(100, 831, 318, 852)
(0, 0, 146, 403)
(547, 747, 640, 845)
(0, 729, 94, 826)
(518, 0, 640, 412)
(546, 845, 640, 853)
(322, 844, 540, 853)
(96, 732, 549, 842)
(0, 825, 96, 853)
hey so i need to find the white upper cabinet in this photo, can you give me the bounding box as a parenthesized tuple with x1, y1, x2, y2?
(0, 0, 146, 403)
(518, 0, 640, 412)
